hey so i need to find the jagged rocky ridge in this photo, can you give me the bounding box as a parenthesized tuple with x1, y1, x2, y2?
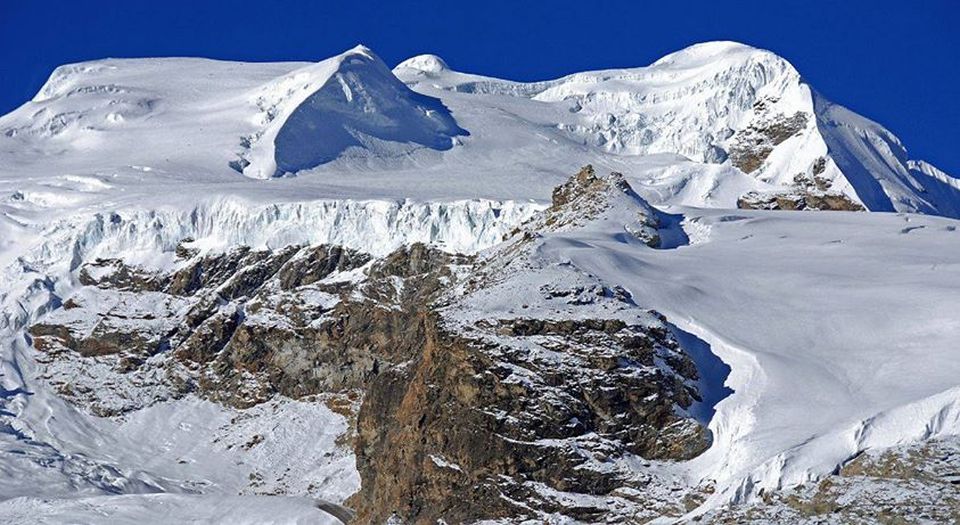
(27, 167, 711, 522)
(352, 166, 709, 523)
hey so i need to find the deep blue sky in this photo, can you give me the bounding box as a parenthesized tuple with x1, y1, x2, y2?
(1, 1, 957, 173)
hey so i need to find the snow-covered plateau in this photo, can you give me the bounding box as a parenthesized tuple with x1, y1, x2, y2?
(0, 41, 958, 523)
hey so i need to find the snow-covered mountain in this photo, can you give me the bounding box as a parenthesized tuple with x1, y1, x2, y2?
(2, 41, 958, 215)
(1, 42, 959, 523)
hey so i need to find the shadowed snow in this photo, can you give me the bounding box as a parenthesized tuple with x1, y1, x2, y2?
(270, 47, 467, 176)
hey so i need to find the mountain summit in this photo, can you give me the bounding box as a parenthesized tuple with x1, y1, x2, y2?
(1, 41, 958, 216)
(239, 45, 466, 178)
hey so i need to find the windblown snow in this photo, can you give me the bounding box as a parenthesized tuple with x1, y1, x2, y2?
(0, 40, 958, 523)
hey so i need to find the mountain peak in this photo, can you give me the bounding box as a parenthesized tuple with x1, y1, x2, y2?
(345, 43, 375, 56)
(650, 40, 790, 72)
(679, 40, 758, 54)
(239, 45, 466, 178)
(338, 44, 383, 66)
(394, 54, 450, 76)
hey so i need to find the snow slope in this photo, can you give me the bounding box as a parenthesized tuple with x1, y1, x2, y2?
(442, 169, 960, 516)
(0, 41, 959, 522)
(0, 494, 345, 525)
(241, 45, 466, 178)
(537, 205, 960, 512)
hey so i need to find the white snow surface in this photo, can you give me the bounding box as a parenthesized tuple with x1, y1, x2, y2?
(547, 206, 960, 512)
(450, 177, 960, 515)
(0, 493, 343, 524)
(0, 40, 959, 522)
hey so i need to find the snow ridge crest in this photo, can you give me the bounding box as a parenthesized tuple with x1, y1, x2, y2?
(238, 45, 467, 178)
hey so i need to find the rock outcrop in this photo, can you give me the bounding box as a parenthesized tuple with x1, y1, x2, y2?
(352, 314, 709, 523)
(29, 243, 467, 413)
(728, 103, 809, 175)
(28, 167, 711, 522)
(351, 167, 709, 523)
(737, 190, 865, 211)
(525, 164, 661, 247)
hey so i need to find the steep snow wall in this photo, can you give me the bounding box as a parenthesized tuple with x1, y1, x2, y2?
(0, 197, 541, 332)
(813, 93, 960, 217)
(35, 197, 537, 265)
(241, 46, 467, 178)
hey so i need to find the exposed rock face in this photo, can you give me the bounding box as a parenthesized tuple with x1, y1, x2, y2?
(352, 315, 708, 523)
(28, 167, 710, 522)
(351, 168, 709, 523)
(28, 243, 466, 413)
(737, 189, 865, 211)
(728, 100, 809, 174)
(542, 164, 661, 247)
